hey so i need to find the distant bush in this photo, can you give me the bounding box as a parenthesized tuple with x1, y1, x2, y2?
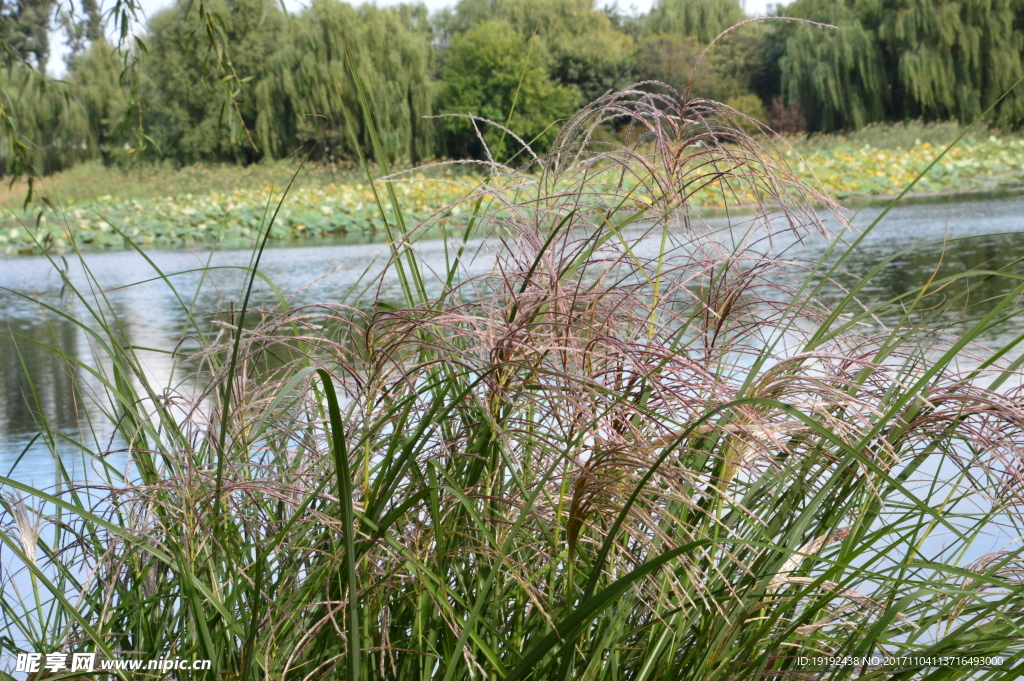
(439, 20, 580, 160)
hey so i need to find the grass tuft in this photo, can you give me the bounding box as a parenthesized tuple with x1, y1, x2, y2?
(3, 86, 1024, 681)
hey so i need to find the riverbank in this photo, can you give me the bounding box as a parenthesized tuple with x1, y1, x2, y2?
(3, 122, 1023, 254)
(784, 135, 1024, 199)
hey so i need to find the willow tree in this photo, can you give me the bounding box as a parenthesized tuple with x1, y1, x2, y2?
(0, 0, 269, 181)
(1, 0, 57, 70)
(0, 65, 91, 175)
(255, 1, 436, 164)
(781, 0, 1024, 131)
(778, 0, 887, 131)
(879, 0, 1024, 126)
(644, 0, 744, 43)
(67, 43, 134, 165)
(143, 0, 285, 163)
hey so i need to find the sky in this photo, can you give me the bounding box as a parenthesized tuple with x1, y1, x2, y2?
(48, 0, 775, 77)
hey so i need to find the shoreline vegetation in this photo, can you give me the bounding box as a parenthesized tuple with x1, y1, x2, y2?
(4, 90, 1024, 680)
(2, 121, 1023, 255)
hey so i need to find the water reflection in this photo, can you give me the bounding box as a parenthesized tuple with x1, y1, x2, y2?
(833, 200, 1024, 331)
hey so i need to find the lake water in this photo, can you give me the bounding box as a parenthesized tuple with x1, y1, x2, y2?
(2, 196, 1024, 485)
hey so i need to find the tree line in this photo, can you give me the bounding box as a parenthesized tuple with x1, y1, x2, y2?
(3, 0, 1024, 175)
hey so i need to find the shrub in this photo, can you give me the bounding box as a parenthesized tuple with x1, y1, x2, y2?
(767, 96, 805, 134)
(438, 20, 580, 161)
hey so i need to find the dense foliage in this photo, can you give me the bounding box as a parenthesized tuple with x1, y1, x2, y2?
(1, 0, 58, 70)
(143, 0, 284, 165)
(646, 0, 744, 42)
(4, 0, 1024, 175)
(438, 19, 580, 158)
(255, 1, 437, 165)
(0, 65, 91, 175)
(780, 0, 1024, 131)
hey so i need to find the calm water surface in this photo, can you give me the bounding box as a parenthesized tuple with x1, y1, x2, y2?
(2, 196, 1024, 483)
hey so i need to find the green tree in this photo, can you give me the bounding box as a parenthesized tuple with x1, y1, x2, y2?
(633, 24, 772, 124)
(780, 0, 892, 130)
(1, 0, 57, 70)
(0, 65, 91, 174)
(255, 1, 436, 164)
(143, 0, 284, 163)
(645, 0, 744, 43)
(60, 0, 105, 66)
(67, 42, 134, 165)
(781, 0, 1024, 131)
(440, 0, 634, 104)
(439, 19, 580, 159)
(635, 0, 774, 126)
(633, 33, 716, 98)
(0, 24, 120, 177)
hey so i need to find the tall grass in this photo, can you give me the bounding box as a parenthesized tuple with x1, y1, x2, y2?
(3, 86, 1024, 681)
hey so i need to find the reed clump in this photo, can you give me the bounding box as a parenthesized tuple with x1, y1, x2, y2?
(3, 87, 1024, 681)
